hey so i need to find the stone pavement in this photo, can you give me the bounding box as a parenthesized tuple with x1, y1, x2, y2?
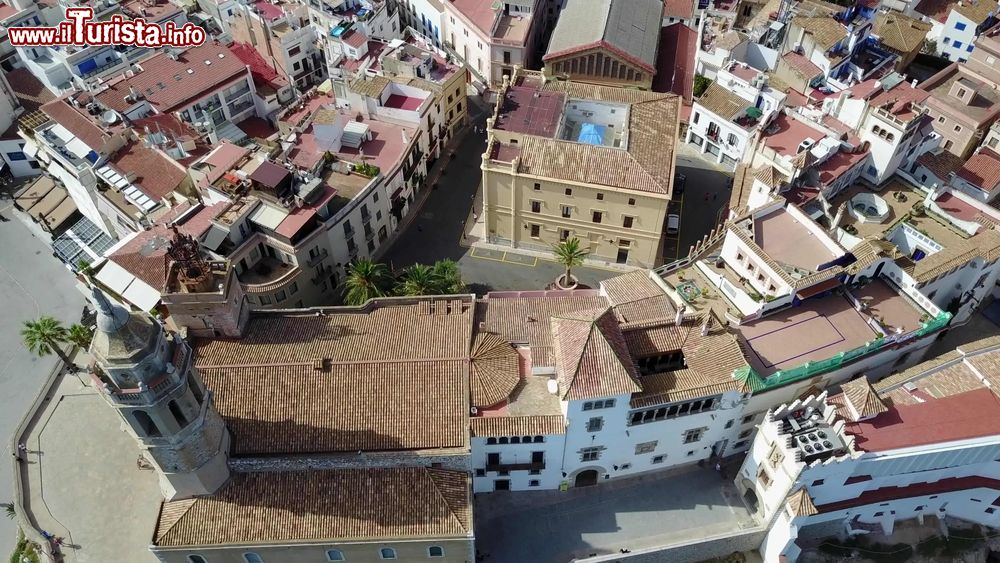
(0, 194, 86, 558)
(17, 362, 161, 563)
(474, 465, 759, 563)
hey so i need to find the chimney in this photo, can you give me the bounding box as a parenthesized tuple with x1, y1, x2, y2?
(129, 85, 142, 100)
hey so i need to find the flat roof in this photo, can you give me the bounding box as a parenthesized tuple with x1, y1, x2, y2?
(754, 208, 838, 271)
(846, 388, 1000, 452)
(761, 113, 827, 157)
(853, 279, 925, 333)
(738, 292, 876, 376)
(494, 85, 566, 138)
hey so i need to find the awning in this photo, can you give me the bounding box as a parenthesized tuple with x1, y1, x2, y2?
(22, 140, 39, 159)
(796, 277, 842, 300)
(96, 259, 161, 311)
(201, 224, 230, 252)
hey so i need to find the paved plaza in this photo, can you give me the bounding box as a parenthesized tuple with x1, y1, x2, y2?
(0, 192, 86, 557)
(474, 466, 758, 563)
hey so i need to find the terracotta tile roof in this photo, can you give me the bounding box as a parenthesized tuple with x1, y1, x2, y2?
(507, 75, 679, 196)
(840, 377, 889, 421)
(342, 29, 367, 49)
(109, 141, 188, 201)
(96, 43, 249, 113)
(40, 98, 109, 149)
(786, 488, 818, 517)
(470, 415, 566, 437)
(846, 238, 900, 274)
(956, 148, 1000, 191)
(601, 270, 677, 327)
(664, 0, 694, 19)
(873, 13, 931, 54)
(781, 51, 822, 79)
(229, 41, 287, 89)
(153, 468, 471, 546)
(794, 16, 848, 51)
(626, 313, 748, 406)
(3, 68, 55, 139)
(470, 332, 521, 408)
(196, 301, 474, 366)
(954, 0, 999, 23)
(753, 164, 788, 188)
(729, 163, 755, 212)
(916, 150, 966, 181)
(902, 228, 1000, 282)
(200, 362, 469, 455)
(476, 295, 611, 367)
(350, 75, 391, 99)
(697, 82, 751, 121)
(551, 307, 641, 400)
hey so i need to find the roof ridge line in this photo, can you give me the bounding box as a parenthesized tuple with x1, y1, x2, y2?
(424, 468, 472, 534)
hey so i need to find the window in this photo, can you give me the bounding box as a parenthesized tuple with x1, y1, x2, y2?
(428, 546, 445, 557)
(580, 447, 602, 461)
(725, 419, 734, 429)
(954, 41, 963, 49)
(325, 552, 346, 562)
(133, 410, 161, 437)
(738, 429, 753, 439)
(733, 440, 749, 449)
(494, 479, 510, 490)
(6, 151, 26, 161)
(275, 290, 286, 303)
(943, 37, 951, 45)
(967, 44, 974, 52)
(596, 193, 604, 200)
(586, 417, 604, 432)
(530, 224, 540, 238)
(651, 455, 665, 464)
(592, 211, 602, 223)
(693, 112, 700, 124)
(289, 281, 298, 295)
(955, 21, 967, 30)
(380, 548, 397, 559)
(683, 428, 705, 443)
(188, 557, 208, 563)
(583, 399, 614, 410)
(288, 45, 302, 56)
(531, 200, 541, 213)
(529, 479, 540, 487)
(727, 133, 737, 146)
(758, 467, 772, 489)
(628, 198, 635, 206)
(565, 188, 573, 196)
(623, 216, 633, 228)
(243, 554, 263, 563)
(561, 205, 572, 218)
(559, 229, 570, 241)
(486, 437, 496, 445)
(533, 182, 541, 191)
(169, 400, 188, 427)
(635, 441, 657, 454)
(475, 468, 485, 476)
(954, 124, 962, 133)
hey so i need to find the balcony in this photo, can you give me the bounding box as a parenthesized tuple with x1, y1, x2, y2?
(306, 248, 329, 267)
(239, 257, 301, 294)
(486, 461, 545, 472)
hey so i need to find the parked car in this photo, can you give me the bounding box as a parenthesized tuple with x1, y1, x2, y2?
(666, 214, 680, 235)
(673, 173, 686, 198)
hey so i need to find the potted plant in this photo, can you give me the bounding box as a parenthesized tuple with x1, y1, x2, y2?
(912, 201, 925, 217)
(552, 238, 588, 290)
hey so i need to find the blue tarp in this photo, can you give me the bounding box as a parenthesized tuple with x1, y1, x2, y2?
(578, 123, 605, 145)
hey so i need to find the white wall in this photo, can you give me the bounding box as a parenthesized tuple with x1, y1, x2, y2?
(471, 433, 566, 493)
(939, 12, 978, 62)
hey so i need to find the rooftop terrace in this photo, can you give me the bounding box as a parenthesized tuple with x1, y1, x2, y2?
(754, 207, 840, 271)
(494, 85, 566, 138)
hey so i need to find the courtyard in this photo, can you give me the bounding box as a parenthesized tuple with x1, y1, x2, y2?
(474, 466, 758, 563)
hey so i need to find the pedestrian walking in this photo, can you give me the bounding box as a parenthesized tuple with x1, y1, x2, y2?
(715, 462, 722, 472)
(17, 443, 26, 455)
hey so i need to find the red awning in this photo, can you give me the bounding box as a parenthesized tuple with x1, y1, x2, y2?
(796, 277, 842, 300)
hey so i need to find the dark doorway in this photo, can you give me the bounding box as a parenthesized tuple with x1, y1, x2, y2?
(575, 469, 598, 487)
(616, 248, 629, 264)
(494, 479, 510, 491)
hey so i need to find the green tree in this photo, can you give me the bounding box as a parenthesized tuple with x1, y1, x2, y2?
(3, 502, 13, 519)
(694, 74, 712, 97)
(21, 316, 72, 366)
(553, 238, 588, 285)
(431, 259, 464, 294)
(67, 323, 94, 350)
(397, 264, 439, 296)
(343, 259, 392, 305)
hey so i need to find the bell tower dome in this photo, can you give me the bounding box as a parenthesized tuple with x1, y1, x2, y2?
(88, 282, 230, 499)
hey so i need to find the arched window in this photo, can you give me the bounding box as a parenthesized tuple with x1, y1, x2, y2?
(533, 436, 544, 443)
(886, 133, 895, 142)
(326, 549, 345, 561)
(510, 436, 520, 444)
(522, 436, 531, 444)
(243, 554, 263, 563)
(169, 400, 189, 427)
(486, 437, 497, 445)
(428, 546, 445, 557)
(380, 547, 397, 559)
(498, 437, 508, 444)
(133, 410, 161, 437)
(187, 556, 207, 563)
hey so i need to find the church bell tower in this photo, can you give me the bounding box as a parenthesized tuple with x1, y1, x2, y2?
(87, 282, 230, 499)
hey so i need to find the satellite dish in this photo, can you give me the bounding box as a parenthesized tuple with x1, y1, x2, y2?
(102, 110, 119, 124)
(139, 235, 169, 256)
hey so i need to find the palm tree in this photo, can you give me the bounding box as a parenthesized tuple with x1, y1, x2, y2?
(397, 264, 439, 296)
(67, 323, 94, 350)
(431, 259, 464, 294)
(343, 259, 392, 305)
(3, 502, 14, 520)
(21, 316, 72, 366)
(553, 238, 588, 285)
